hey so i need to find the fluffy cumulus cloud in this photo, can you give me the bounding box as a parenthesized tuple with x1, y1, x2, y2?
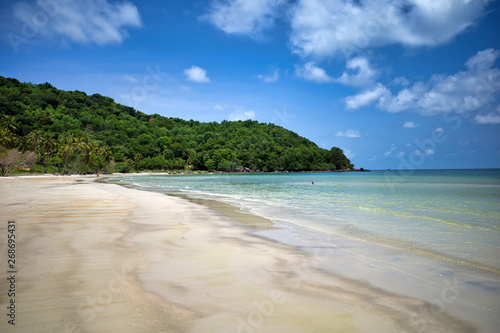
(204, 0, 492, 59)
(295, 61, 333, 83)
(296, 56, 378, 86)
(345, 83, 389, 109)
(289, 0, 491, 58)
(12, 0, 142, 45)
(475, 113, 500, 124)
(346, 49, 500, 115)
(184, 66, 211, 83)
(202, 0, 285, 38)
(203, 0, 491, 56)
(336, 57, 378, 87)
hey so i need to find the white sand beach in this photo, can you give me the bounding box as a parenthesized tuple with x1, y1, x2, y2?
(0, 176, 477, 332)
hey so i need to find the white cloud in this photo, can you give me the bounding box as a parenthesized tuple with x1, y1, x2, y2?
(403, 121, 420, 128)
(295, 62, 333, 83)
(336, 57, 377, 87)
(346, 49, 500, 115)
(203, 0, 491, 59)
(257, 68, 280, 83)
(184, 66, 211, 83)
(202, 0, 285, 38)
(289, 0, 491, 58)
(13, 0, 142, 45)
(335, 129, 361, 138)
(475, 113, 500, 124)
(345, 83, 389, 109)
(297, 56, 377, 87)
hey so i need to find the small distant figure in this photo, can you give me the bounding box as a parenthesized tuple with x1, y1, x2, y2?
(97, 173, 99, 179)
(312, 182, 315, 185)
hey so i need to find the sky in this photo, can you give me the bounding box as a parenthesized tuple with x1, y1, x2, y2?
(1, 0, 499, 170)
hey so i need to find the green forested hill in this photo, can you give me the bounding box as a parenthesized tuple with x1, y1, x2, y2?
(0, 76, 353, 175)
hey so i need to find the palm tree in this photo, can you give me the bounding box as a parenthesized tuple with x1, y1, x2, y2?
(23, 130, 43, 172)
(40, 134, 57, 173)
(0, 128, 17, 149)
(134, 153, 143, 172)
(81, 138, 100, 174)
(101, 147, 113, 173)
(59, 135, 77, 175)
(72, 136, 89, 174)
(0, 115, 18, 134)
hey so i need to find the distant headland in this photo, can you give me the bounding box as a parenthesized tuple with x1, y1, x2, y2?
(0, 76, 361, 176)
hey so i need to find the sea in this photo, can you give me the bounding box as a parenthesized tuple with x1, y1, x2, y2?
(113, 169, 500, 332)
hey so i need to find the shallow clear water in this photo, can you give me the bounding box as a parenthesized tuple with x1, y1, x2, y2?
(116, 169, 500, 274)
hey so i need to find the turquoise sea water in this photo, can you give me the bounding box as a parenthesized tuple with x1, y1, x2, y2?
(116, 169, 500, 274)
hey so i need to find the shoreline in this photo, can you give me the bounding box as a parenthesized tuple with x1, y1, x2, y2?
(106, 173, 500, 333)
(158, 187, 500, 333)
(2, 166, 370, 179)
(0, 176, 481, 332)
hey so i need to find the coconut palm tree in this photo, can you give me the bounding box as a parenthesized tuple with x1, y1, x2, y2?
(40, 134, 57, 173)
(59, 135, 77, 175)
(0, 115, 17, 134)
(101, 147, 113, 173)
(0, 128, 17, 149)
(23, 130, 43, 172)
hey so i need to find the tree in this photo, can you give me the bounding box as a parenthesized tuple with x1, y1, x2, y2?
(0, 147, 21, 176)
(330, 147, 352, 170)
(23, 130, 43, 172)
(59, 135, 77, 175)
(22, 151, 37, 173)
(0, 128, 17, 149)
(40, 134, 57, 173)
(0, 115, 18, 133)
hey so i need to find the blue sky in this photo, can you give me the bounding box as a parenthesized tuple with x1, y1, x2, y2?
(1, 0, 499, 170)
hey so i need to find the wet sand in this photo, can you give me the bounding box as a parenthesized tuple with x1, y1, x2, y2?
(0, 176, 476, 332)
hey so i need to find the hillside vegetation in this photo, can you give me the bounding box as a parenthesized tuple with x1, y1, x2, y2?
(0, 76, 353, 175)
